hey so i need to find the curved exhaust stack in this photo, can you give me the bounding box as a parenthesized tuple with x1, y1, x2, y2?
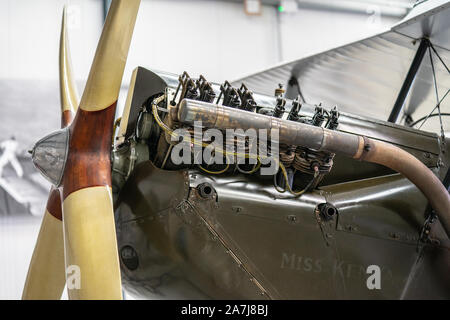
(178, 98, 450, 238)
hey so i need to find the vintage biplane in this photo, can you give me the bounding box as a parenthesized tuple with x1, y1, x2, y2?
(22, 0, 450, 299)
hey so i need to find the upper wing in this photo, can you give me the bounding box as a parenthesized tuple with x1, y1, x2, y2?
(231, 0, 450, 128)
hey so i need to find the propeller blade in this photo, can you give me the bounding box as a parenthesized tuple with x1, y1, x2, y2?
(22, 6, 79, 300)
(22, 191, 66, 300)
(59, 6, 79, 126)
(61, 0, 140, 300)
(79, 0, 140, 112)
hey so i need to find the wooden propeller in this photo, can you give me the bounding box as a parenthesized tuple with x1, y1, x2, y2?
(22, 6, 79, 300)
(24, 0, 141, 300)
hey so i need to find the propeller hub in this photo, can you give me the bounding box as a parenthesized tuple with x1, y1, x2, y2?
(31, 128, 69, 186)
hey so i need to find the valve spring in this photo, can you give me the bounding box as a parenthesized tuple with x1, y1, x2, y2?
(273, 96, 286, 118)
(279, 144, 296, 168)
(293, 147, 334, 175)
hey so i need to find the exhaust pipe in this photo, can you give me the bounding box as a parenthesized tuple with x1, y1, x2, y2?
(178, 98, 450, 238)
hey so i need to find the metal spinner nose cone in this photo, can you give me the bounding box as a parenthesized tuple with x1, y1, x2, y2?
(31, 128, 70, 186)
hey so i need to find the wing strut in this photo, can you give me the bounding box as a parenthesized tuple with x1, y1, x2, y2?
(388, 38, 429, 123)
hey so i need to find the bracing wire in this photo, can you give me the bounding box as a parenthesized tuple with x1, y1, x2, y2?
(427, 46, 445, 137)
(412, 89, 450, 128)
(429, 42, 450, 75)
(407, 41, 450, 132)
